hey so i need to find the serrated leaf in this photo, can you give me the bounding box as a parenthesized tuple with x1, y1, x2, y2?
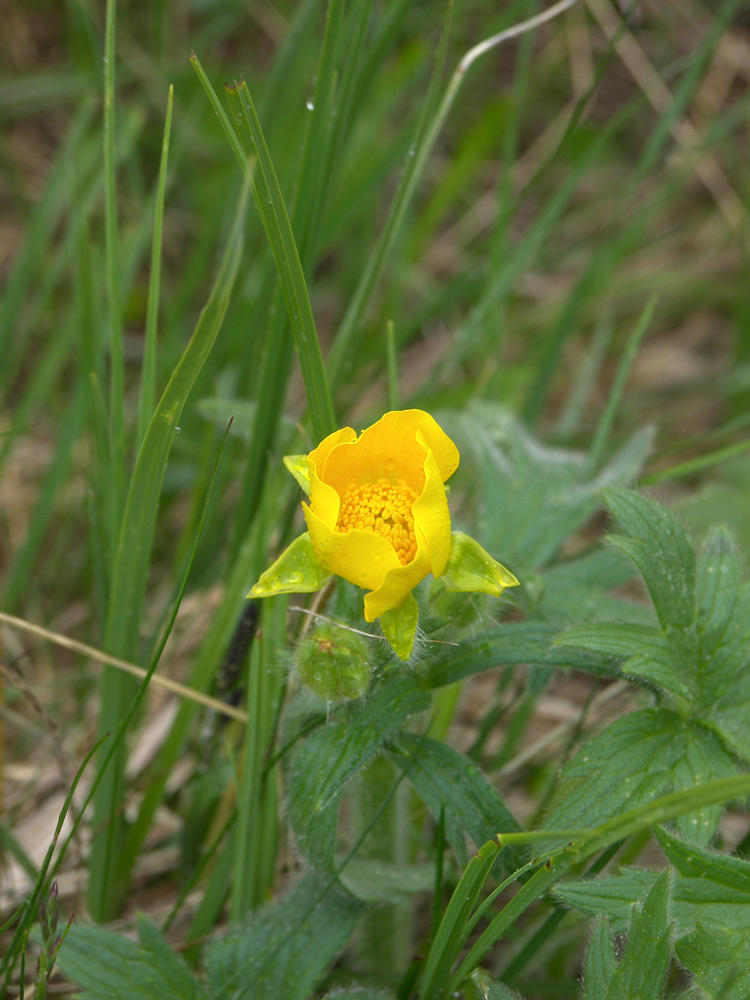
(602, 488, 696, 631)
(541, 546, 650, 625)
(556, 622, 688, 697)
(287, 673, 430, 870)
(545, 710, 736, 844)
(693, 529, 750, 758)
(56, 916, 208, 1000)
(388, 733, 521, 870)
(556, 870, 660, 935)
(583, 919, 618, 997)
(559, 514, 750, 766)
(671, 728, 736, 845)
(609, 870, 671, 1000)
(425, 622, 618, 689)
(204, 872, 363, 1000)
(442, 406, 650, 575)
(581, 875, 670, 1000)
(675, 921, 750, 1000)
(545, 709, 684, 832)
(557, 829, 750, 937)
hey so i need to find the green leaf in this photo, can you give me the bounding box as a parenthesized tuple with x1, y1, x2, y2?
(693, 529, 750, 758)
(556, 622, 687, 697)
(204, 872, 363, 1000)
(326, 990, 396, 1000)
(283, 454, 311, 495)
(583, 919, 618, 998)
(338, 858, 435, 903)
(388, 734, 521, 870)
(440, 531, 519, 597)
(546, 709, 683, 832)
(560, 517, 750, 763)
(248, 533, 332, 598)
(90, 181, 249, 921)
(56, 916, 208, 1000)
(287, 674, 429, 870)
(557, 828, 750, 937)
(545, 710, 735, 844)
(541, 546, 649, 625)
(602, 488, 696, 631)
(675, 921, 750, 1000)
(379, 592, 419, 660)
(443, 406, 651, 574)
(425, 622, 618, 689)
(229, 77, 337, 442)
(582, 875, 670, 1000)
(467, 969, 523, 999)
(607, 870, 671, 1000)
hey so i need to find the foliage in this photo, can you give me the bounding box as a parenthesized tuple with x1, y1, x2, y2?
(2, 0, 750, 999)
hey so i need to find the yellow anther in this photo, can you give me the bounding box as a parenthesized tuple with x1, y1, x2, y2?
(335, 477, 418, 564)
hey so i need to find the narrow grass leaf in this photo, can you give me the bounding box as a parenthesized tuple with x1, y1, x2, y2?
(89, 184, 248, 920)
(587, 295, 657, 471)
(418, 839, 501, 1000)
(136, 84, 174, 448)
(229, 77, 336, 441)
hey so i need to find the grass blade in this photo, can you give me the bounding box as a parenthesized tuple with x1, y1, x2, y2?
(136, 85, 174, 448)
(88, 181, 249, 921)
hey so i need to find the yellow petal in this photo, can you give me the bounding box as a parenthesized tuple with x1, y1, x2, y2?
(321, 410, 458, 496)
(303, 502, 400, 592)
(412, 429, 452, 578)
(363, 538, 431, 621)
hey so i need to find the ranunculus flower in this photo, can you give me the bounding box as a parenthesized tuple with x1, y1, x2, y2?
(250, 409, 518, 659)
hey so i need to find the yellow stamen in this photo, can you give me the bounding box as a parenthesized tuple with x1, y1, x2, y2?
(335, 477, 418, 565)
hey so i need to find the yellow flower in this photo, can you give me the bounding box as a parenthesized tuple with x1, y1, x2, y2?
(302, 409, 459, 621)
(250, 409, 518, 660)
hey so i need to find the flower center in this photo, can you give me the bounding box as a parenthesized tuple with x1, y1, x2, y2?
(335, 477, 418, 565)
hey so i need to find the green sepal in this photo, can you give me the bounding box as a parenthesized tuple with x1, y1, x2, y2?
(283, 454, 311, 495)
(440, 532, 519, 596)
(380, 593, 419, 661)
(248, 532, 331, 597)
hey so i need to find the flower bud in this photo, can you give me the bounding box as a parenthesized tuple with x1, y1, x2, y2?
(296, 622, 371, 702)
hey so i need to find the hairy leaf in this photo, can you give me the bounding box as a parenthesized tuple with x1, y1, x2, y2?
(545, 710, 736, 845)
(602, 488, 696, 631)
(287, 673, 429, 870)
(425, 622, 617, 690)
(582, 873, 670, 1000)
(557, 828, 750, 937)
(205, 872, 362, 1000)
(388, 733, 521, 868)
(56, 915, 208, 1000)
(675, 921, 750, 1000)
